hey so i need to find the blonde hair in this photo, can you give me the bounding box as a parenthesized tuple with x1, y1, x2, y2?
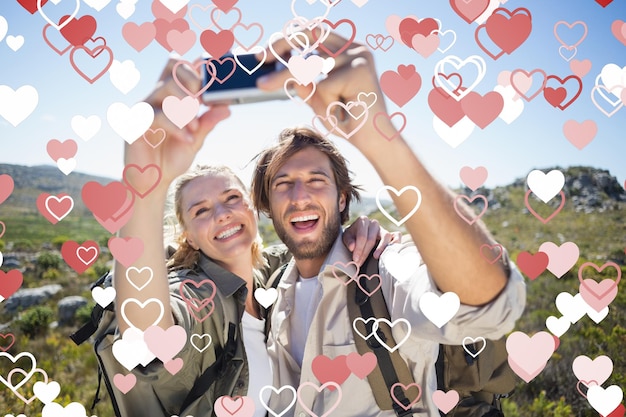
(165, 165, 265, 271)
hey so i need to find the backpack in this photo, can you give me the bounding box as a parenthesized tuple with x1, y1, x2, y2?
(263, 249, 516, 417)
(70, 271, 240, 417)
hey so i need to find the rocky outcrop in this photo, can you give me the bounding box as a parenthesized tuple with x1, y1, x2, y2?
(3, 284, 63, 314)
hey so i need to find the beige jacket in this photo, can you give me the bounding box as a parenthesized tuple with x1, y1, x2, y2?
(266, 234, 526, 417)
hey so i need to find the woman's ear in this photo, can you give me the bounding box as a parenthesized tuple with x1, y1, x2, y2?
(184, 232, 199, 251)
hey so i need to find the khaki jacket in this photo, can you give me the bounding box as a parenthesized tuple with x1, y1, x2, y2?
(266, 234, 526, 417)
(94, 246, 290, 417)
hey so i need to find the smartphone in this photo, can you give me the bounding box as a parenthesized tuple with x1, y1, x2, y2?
(202, 53, 290, 105)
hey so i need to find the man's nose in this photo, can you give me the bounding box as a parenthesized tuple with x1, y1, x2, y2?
(289, 181, 311, 206)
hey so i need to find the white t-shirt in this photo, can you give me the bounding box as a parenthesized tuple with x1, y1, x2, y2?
(289, 276, 321, 367)
(242, 311, 272, 417)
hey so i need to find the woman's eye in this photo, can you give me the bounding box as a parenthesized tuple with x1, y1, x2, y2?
(226, 194, 240, 202)
(195, 207, 209, 216)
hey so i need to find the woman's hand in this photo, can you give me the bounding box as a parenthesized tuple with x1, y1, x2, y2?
(124, 58, 231, 194)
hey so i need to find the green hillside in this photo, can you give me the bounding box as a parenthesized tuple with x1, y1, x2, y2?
(0, 164, 624, 416)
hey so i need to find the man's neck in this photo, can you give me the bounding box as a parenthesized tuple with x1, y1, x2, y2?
(294, 256, 326, 279)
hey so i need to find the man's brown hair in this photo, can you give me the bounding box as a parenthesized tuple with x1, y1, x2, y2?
(251, 126, 362, 224)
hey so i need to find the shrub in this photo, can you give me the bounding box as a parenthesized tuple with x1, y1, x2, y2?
(51, 235, 70, 250)
(16, 306, 55, 337)
(12, 238, 35, 251)
(37, 251, 62, 270)
(42, 267, 62, 281)
(74, 303, 95, 326)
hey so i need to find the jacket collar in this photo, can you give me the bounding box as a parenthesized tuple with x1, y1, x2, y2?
(195, 253, 248, 301)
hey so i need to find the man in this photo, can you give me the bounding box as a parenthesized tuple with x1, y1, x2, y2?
(249, 32, 526, 416)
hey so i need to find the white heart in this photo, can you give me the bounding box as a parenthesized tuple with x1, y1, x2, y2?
(120, 297, 164, 330)
(41, 401, 88, 417)
(254, 288, 278, 309)
(352, 317, 377, 340)
(112, 327, 155, 371)
(380, 249, 421, 282)
(259, 385, 297, 417)
(462, 336, 486, 358)
(83, 0, 112, 12)
(190, 333, 212, 353)
(116, 2, 135, 19)
(433, 115, 475, 148)
(372, 318, 411, 352)
(56, 158, 76, 175)
(106, 101, 154, 144)
(109, 59, 141, 95)
(494, 85, 524, 124)
(6, 35, 23, 51)
(71, 114, 101, 141)
(419, 291, 460, 328)
(587, 385, 623, 417)
(526, 169, 565, 203)
(0, 85, 38, 127)
(375, 185, 421, 227)
(37, 0, 80, 30)
(0, 15, 8, 43)
(33, 381, 61, 404)
(159, 0, 190, 14)
(545, 315, 570, 338)
(555, 292, 587, 324)
(92, 286, 116, 308)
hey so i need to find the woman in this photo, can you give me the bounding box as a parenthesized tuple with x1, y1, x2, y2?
(99, 59, 395, 417)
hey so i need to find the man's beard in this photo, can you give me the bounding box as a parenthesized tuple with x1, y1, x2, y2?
(272, 204, 341, 260)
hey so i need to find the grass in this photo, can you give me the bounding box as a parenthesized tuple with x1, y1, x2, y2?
(0, 181, 624, 417)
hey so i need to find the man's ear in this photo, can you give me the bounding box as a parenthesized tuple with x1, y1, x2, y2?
(339, 192, 347, 213)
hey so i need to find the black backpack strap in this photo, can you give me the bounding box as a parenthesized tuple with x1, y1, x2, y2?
(348, 252, 419, 416)
(179, 322, 238, 413)
(70, 272, 113, 346)
(263, 262, 288, 343)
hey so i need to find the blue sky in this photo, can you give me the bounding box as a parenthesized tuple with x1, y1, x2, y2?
(0, 0, 625, 196)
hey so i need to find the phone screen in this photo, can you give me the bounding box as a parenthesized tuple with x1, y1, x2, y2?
(202, 53, 288, 104)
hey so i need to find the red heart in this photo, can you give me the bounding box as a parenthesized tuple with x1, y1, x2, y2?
(179, 279, 217, 311)
(154, 18, 189, 51)
(427, 87, 465, 127)
(380, 66, 421, 108)
(516, 251, 549, 280)
(484, 8, 532, 55)
(206, 56, 237, 84)
(200, 29, 235, 58)
(17, 0, 48, 14)
(399, 17, 439, 47)
(595, 0, 614, 6)
(36, 193, 73, 224)
(0, 174, 15, 205)
(312, 19, 356, 58)
(46, 138, 77, 161)
(449, 0, 489, 24)
(81, 181, 132, 221)
(460, 91, 504, 129)
(61, 240, 100, 274)
(122, 164, 162, 198)
(543, 75, 582, 110)
(312, 355, 351, 390)
(0, 333, 16, 352)
(0, 270, 23, 301)
(59, 14, 97, 46)
(213, 0, 238, 11)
